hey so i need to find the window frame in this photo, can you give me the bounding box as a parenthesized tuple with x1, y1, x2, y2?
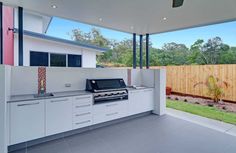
(29, 51, 82, 67)
(29, 51, 49, 67)
(68, 54, 82, 68)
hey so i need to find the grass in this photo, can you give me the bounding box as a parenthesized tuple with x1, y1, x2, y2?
(166, 99, 236, 125)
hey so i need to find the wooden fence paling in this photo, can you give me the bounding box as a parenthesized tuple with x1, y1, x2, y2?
(152, 65, 236, 102)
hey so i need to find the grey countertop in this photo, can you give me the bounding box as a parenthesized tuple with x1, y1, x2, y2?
(8, 90, 92, 103)
(8, 87, 154, 103)
(126, 86, 154, 91)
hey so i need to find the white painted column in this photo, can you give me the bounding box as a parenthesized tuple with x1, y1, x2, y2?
(153, 69, 166, 115)
(0, 65, 8, 153)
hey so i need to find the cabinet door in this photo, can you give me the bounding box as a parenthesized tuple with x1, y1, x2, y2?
(128, 89, 154, 115)
(128, 90, 142, 115)
(10, 100, 45, 145)
(45, 97, 72, 136)
(141, 89, 154, 111)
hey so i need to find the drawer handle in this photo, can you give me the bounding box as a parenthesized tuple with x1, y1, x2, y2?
(75, 96, 91, 100)
(106, 112, 118, 116)
(51, 99, 68, 103)
(144, 90, 152, 92)
(75, 104, 91, 108)
(106, 103, 118, 107)
(75, 112, 91, 117)
(75, 120, 91, 125)
(17, 102, 40, 107)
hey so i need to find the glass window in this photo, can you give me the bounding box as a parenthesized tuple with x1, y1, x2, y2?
(50, 53, 66, 67)
(30, 51, 49, 66)
(68, 54, 82, 67)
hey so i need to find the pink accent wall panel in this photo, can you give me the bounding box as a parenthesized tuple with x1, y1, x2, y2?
(3, 6, 14, 65)
(38, 67, 46, 94)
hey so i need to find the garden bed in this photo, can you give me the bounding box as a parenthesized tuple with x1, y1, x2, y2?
(167, 94, 236, 113)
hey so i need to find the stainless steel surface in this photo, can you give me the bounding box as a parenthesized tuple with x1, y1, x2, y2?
(33, 93, 54, 98)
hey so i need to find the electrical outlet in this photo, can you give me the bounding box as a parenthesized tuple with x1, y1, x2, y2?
(65, 83, 71, 87)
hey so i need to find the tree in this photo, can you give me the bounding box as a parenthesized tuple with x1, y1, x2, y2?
(158, 42, 189, 65)
(70, 27, 235, 67)
(201, 37, 229, 64)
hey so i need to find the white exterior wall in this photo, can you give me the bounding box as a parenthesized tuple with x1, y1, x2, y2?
(14, 35, 98, 68)
(14, 10, 44, 33)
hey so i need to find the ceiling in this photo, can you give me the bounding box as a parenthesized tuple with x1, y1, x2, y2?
(2, 0, 236, 35)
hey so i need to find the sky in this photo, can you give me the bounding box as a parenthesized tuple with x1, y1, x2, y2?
(47, 17, 236, 49)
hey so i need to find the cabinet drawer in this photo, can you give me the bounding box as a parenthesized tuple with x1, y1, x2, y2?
(73, 103, 92, 113)
(72, 95, 92, 105)
(73, 112, 92, 129)
(94, 101, 125, 112)
(93, 101, 128, 124)
(73, 119, 92, 129)
(9, 100, 45, 145)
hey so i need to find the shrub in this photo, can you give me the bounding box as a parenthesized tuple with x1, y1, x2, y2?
(194, 75, 228, 103)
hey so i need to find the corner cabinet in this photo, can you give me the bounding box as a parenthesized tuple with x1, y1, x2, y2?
(45, 97, 73, 136)
(9, 100, 45, 145)
(128, 88, 154, 115)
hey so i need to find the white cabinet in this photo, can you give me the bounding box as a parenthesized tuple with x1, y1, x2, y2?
(72, 95, 93, 129)
(9, 100, 45, 145)
(45, 97, 72, 136)
(93, 101, 128, 124)
(128, 88, 154, 115)
(141, 89, 154, 111)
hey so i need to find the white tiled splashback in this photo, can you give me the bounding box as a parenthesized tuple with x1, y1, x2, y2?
(10, 67, 153, 95)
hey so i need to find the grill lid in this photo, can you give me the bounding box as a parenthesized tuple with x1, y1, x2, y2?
(86, 78, 127, 92)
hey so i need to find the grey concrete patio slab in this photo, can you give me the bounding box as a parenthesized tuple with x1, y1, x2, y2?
(167, 108, 236, 136)
(10, 114, 236, 153)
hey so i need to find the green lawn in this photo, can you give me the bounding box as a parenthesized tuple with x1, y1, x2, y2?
(166, 99, 236, 125)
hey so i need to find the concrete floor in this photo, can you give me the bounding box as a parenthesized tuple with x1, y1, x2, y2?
(12, 115, 236, 153)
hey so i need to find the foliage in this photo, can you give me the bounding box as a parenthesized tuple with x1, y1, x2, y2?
(194, 75, 228, 102)
(167, 100, 236, 125)
(70, 28, 236, 67)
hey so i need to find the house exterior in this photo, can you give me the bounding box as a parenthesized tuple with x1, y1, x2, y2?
(4, 8, 107, 68)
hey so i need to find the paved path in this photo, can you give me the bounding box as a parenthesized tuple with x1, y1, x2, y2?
(166, 107, 236, 137)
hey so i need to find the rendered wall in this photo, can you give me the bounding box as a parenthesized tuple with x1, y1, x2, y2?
(10, 67, 146, 95)
(0, 65, 8, 153)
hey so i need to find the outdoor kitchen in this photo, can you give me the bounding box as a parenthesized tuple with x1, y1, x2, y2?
(0, 65, 166, 152)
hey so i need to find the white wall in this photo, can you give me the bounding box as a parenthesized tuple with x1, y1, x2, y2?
(14, 35, 98, 68)
(11, 66, 38, 95)
(46, 68, 128, 93)
(10, 67, 129, 95)
(14, 10, 44, 33)
(153, 69, 166, 115)
(0, 65, 9, 153)
(10, 67, 147, 95)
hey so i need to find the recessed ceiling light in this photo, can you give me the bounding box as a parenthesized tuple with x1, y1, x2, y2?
(130, 26, 134, 30)
(99, 18, 103, 22)
(51, 4, 57, 9)
(163, 17, 167, 21)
